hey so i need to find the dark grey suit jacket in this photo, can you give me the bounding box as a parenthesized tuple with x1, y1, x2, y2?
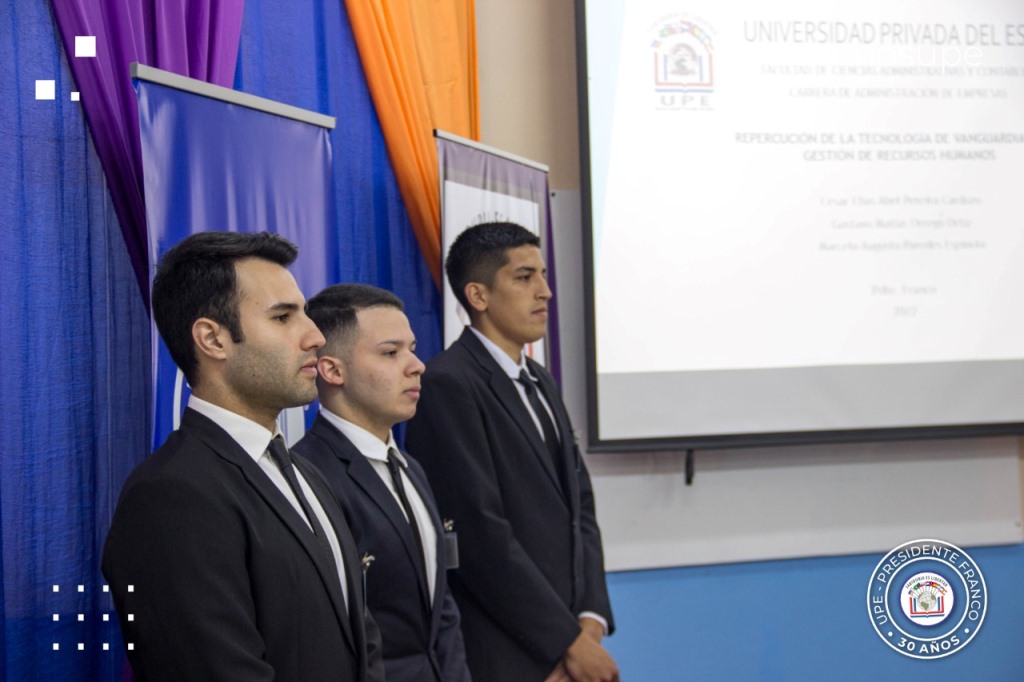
(294, 415, 471, 682)
(406, 328, 614, 681)
(102, 408, 385, 682)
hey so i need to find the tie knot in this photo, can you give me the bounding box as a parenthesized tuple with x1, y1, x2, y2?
(386, 447, 403, 475)
(268, 436, 293, 470)
(517, 369, 536, 393)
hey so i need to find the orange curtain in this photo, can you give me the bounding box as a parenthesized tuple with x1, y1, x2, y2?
(344, 0, 479, 286)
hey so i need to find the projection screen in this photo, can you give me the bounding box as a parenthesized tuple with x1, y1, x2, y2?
(577, 0, 1024, 449)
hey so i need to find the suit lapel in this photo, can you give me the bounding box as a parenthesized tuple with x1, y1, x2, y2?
(459, 329, 566, 499)
(297, 458, 362, 652)
(530, 359, 581, 511)
(403, 461, 447, 631)
(310, 416, 433, 615)
(181, 409, 356, 652)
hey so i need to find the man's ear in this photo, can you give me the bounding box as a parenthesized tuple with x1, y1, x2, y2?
(464, 282, 489, 314)
(192, 317, 230, 362)
(317, 354, 346, 386)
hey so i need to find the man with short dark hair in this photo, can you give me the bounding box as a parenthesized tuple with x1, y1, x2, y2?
(102, 231, 384, 681)
(406, 222, 619, 682)
(294, 283, 471, 682)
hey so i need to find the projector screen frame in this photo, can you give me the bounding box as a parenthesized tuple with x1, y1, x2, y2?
(573, 0, 1024, 452)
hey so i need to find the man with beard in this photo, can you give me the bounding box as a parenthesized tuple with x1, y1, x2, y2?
(103, 231, 384, 681)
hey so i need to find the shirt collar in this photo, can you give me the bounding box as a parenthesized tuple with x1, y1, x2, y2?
(187, 395, 280, 463)
(468, 326, 532, 381)
(319, 407, 403, 466)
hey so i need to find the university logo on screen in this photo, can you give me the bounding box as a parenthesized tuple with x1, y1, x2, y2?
(650, 15, 715, 110)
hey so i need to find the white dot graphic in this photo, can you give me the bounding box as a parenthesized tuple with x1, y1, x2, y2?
(74, 36, 96, 58)
(35, 80, 56, 100)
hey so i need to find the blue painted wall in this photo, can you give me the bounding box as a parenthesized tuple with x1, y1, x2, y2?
(604, 543, 1024, 681)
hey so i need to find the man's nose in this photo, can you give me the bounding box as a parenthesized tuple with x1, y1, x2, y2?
(303, 316, 326, 350)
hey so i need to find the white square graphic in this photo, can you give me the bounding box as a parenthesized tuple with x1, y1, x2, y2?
(52, 643, 59, 651)
(35, 80, 55, 100)
(74, 36, 96, 58)
(77, 585, 84, 593)
(127, 643, 134, 651)
(77, 614, 84, 622)
(77, 643, 84, 651)
(102, 614, 109, 622)
(127, 614, 134, 622)
(103, 643, 109, 651)
(52, 614, 59, 622)
(70, 92, 80, 101)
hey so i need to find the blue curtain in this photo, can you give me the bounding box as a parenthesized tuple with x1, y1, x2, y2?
(0, 2, 150, 680)
(2, 1, 441, 679)
(233, 0, 443, 369)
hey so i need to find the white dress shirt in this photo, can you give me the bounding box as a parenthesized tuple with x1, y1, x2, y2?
(320, 408, 438, 600)
(187, 395, 348, 608)
(469, 326, 559, 441)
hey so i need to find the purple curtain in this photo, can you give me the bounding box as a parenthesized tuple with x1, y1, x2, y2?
(48, 0, 245, 301)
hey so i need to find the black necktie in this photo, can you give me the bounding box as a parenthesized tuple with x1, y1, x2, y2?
(268, 436, 328, 540)
(268, 437, 348, 614)
(517, 369, 563, 473)
(386, 448, 430, 605)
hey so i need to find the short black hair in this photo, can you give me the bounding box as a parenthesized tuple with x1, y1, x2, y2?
(151, 231, 298, 385)
(305, 283, 404, 356)
(445, 222, 540, 311)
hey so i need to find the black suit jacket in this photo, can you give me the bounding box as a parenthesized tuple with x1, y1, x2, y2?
(405, 328, 614, 681)
(101, 408, 385, 682)
(294, 415, 471, 682)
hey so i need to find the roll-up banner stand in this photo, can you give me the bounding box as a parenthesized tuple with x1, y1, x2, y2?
(134, 63, 337, 448)
(435, 129, 557, 372)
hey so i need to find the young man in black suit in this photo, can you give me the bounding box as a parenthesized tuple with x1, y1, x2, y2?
(102, 231, 384, 681)
(406, 222, 619, 682)
(293, 283, 471, 682)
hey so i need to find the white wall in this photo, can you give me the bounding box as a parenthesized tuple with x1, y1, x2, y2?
(477, 0, 1024, 571)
